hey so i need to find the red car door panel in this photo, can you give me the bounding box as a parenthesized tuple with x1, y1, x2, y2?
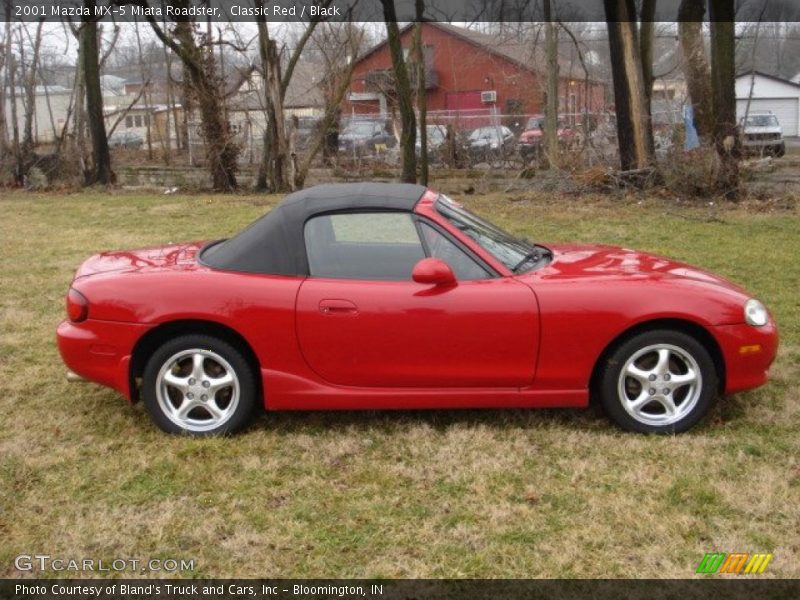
(296, 277, 539, 388)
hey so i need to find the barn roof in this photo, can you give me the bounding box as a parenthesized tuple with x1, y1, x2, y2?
(355, 22, 601, 83)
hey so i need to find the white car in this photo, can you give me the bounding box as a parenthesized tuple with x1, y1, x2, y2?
(740, 113, 786, 157)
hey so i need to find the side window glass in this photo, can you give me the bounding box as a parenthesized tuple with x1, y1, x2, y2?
(305, 213, 424, 280)
(420, 222, 491, 280)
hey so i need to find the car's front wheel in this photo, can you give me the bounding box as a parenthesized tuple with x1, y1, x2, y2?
(142, 335, 256, 436)
(597, 330, 718, 433)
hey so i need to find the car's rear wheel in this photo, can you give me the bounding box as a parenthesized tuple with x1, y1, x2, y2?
(598, 330, 717, 434)
(142, 335, 256, 436)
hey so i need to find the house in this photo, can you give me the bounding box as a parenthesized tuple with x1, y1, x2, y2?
(343, 22, 606, 129)
(100, 75, 126, 96)
(224, 61, 326, 163)
(104, 103, 183, 145)
(3, 86, 74, 144)
(735, 71, 800, 136)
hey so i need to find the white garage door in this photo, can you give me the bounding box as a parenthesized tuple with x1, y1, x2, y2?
(736, 97, 799, 136)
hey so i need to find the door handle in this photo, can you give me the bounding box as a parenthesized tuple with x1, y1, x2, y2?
(319, 299, 359, 315)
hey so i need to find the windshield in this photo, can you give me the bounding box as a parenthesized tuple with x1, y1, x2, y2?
(469, 127, 503, 141)
(526, 117, 544, 129)
(744, 115, 779, 127)
(344, 122, 377, 136)
(435, 195, 540, 272)
(416, 126, 445, 144)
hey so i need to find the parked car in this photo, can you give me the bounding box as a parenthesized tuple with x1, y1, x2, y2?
(415, 124, 448, 161)
(739, 112, 786, 157)
(338, 120, 396, 156)
(518, 115, 577, 160)
(58, 183, 778, 436)
(466, 125, 516, 166)
(108, 131, 144, 149)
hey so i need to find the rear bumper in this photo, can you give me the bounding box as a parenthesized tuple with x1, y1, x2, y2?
(56, 319, 151, 401)
(713, 321, 779, 394)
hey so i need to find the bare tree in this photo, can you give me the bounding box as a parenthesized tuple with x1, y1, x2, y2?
(414, 1, 428, 185)
(0, 15, 11, 157)
(145, 12, 239, 191)
(134, 22, 155, 160)
(256, 19, 292, 192)
(603, 0, 654, 170)
(255, 4, 331, 192)
(306, 22, 370, 168)
(294, 29, 364, 190)
(543, 0, 559, 168)
(709, 0, 740, 198)
(20, 20, 44, 161)
(6, 24, 22, 183)
(381, 0, 417, 183)
(79, 4, 113, 185)
(638, 0, 657, 118)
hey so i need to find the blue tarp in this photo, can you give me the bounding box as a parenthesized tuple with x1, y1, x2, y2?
(684, 104, 700, 151)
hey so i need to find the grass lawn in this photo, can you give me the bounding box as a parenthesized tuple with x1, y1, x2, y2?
(0, 189, 798, 578)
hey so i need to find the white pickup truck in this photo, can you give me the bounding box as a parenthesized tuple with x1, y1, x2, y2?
(739, 112, 786, 157)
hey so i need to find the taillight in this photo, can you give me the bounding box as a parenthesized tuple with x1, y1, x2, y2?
(66, 288, 89, 322)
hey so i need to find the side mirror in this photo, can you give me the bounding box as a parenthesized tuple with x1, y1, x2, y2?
(412, 258, 456, 287)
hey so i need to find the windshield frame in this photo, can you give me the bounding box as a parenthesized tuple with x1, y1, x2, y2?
(434, 195, 549, 274)
(743, 115, 779, 128)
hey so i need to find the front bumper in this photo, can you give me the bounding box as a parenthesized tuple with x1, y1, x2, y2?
(56, 319, 151, 401)
(713, 320, 779, 394)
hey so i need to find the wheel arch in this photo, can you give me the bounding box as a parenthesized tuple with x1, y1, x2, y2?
(589, 318, 726, 401)
(129, 319, 262, 403)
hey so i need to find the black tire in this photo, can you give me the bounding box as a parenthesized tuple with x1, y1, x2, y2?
(142, 334, 256, 436)
(597, 329, 718, 434)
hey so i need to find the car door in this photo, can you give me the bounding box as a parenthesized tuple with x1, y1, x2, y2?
(295, 211, 539, 388)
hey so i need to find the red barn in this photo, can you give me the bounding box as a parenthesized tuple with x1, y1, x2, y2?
(344, 22, 606, 129)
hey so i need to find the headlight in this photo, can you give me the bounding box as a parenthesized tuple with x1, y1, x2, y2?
(744, 298, 768, 327)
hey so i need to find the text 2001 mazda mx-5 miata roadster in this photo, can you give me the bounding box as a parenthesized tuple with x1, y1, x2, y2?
(57, 183, 778, 435)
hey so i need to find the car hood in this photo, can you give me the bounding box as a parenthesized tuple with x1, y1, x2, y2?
(534, 243, 746, 293)
(74, 242, 204, 278)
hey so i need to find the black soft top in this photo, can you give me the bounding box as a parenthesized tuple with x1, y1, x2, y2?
(200, 182, 428, 275)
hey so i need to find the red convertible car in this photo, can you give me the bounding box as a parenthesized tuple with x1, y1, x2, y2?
(57, 183, 778, 435)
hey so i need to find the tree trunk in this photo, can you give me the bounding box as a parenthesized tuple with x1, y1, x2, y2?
(80, 6, 113, 185)
(639, 0, 656, 120)
(163, 44, 173, 164)
(146, 14, 238, 190)
(381, 0, 417, 183)
(295, 25, 364, 189)
(543, 2, 559, 169)
(21, 21, 44, 160)
(8, 45, 22, 184)
(255, 18, 292, 193)
(134, 22, 154, 161)
(678, 0, 713, 142)
(709, 0, 740, 199)
(0, 15, 13, 157)
(414, 9, 428, 185)
(604, 0, 654, 171)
